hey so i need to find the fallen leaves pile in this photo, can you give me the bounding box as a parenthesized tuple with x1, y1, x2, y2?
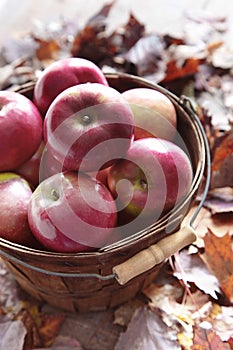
(0, 2, 232, 350)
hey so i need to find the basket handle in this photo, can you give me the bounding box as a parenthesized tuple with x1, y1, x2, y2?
(112, 226, 196, 285)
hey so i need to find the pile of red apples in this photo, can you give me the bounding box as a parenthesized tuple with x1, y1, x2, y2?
(0, 58, 193, 253)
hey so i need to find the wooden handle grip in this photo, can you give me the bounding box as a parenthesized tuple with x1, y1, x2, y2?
(113, 226, 196, 285)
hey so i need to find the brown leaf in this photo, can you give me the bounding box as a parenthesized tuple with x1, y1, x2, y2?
(34, 38, 60, 61)
(211, 131, 233, 188)
(201, 232, 233, 302)
(71, 2, 117, 64)
(110, 13, 145, 52)
(162, 58, 201, 83)
(191, 325, 231, 349)
(181, 206, 233, 248)
(39, 313, 65, 347)
(15, 308, 42, 349)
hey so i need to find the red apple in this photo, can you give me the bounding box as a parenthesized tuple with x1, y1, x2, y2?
(27, 171, 118, 252)
(39, 145, 65, 183)
(0, 172, 36, 246)
(122, 88, 177, 141)
(33, 57, 109, 115)
(15, 140, 45, 188)
(43, 82, 134, 172)
(107, 138, 193, 226)
(0, 90, 43, 172)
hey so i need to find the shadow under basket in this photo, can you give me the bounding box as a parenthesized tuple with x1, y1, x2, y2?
(0, 73, 209, 312)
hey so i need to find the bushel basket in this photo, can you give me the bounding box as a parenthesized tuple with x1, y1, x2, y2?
(0, 73, 209, 312)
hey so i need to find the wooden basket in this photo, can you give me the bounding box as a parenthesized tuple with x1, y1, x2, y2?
(0, 73, 209, 312)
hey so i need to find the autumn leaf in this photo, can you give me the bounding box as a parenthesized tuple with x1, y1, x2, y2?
(173, 250, 221, 298)
(34, 38, 60, 61)
(162, 58, 201, 83)
(191, 325, 231, 349)
(39, 313, 66, 347)
(204, 187, 233, 214)
(211, 131, 233, 188)
(0, 318, 27, 350)
(124, 33, 166, 81)
(200, 231, 233, 302)
(114, 307, 181, 350)
(15, 308, 42, 349)
(32, 335, 84, 350)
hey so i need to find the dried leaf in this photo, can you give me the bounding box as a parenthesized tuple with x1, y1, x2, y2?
(0, 259, 22, 311)
(191, 325, 231, 349)
(115, 307, 181, 350)
(0, 318, 27, 350)
(34, 38, 60, 61)
(162, 58, 201, 83)
(71, 2, 117, 64)
(201, 232, 233, 302)
(114, 298, 144, 327)
(211, 306, 233, 342)
(173, 251, 221, 299)
(110, 13, 145, 52)
(204, 188, 233, 214)
(211, 46, 233, 69)
(15, 308, 42, 350)
(1, 36, 38, 63)
(39, 313, 65, 347)
(124, 34, 166, 82)
(181, 206, 233, 248)
(33, 335, 84, 350)
(211, 131, 233, 188)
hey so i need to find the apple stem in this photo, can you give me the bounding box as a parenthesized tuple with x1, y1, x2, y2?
(82, 115, 91, 125)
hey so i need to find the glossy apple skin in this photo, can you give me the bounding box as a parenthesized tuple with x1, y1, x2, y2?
(43, 83, 134, 172)
(39, 145, 66, 183)
(0, 91, 43, 172)
(15, 140, 45, 189)
(107, 138, 193, 224)
(28, 171, 118, 253)
(0, 173, 37, 246)
(122, 88, 177, 141)
(33, 57, 109, 115)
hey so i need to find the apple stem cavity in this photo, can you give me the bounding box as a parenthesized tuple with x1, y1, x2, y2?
(140, 178, 148, 190)
(51, 188, 60, 201)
